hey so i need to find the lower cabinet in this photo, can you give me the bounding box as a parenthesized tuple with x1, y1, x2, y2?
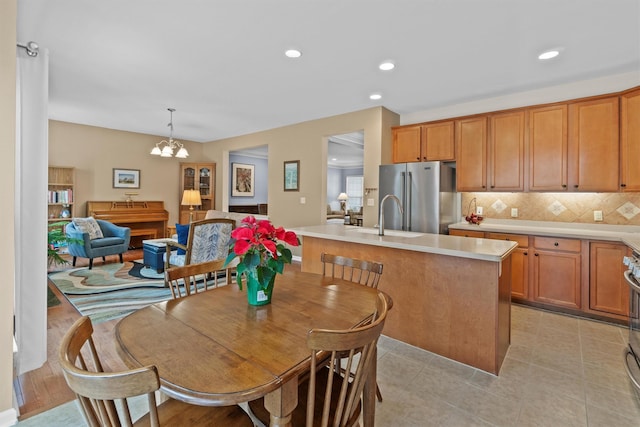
(485, 233, 529, 300)
(589, 241, 629, 317)
(531, 237, 581, 310)
(450, 228, 629, 322)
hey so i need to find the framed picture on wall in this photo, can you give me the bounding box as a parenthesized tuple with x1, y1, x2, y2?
(232, 163, 255, 197)
(113, 168, 140, 189)
(284, 160, 299, 191)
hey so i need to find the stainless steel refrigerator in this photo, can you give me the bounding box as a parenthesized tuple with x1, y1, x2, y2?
(378, 162, 456, 234)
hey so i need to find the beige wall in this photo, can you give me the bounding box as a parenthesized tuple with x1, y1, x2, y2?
(1, 0, 16, 420)
(48, 121, 214, 226)
(203, 107, 400, 230)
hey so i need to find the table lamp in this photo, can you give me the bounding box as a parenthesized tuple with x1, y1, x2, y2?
(181, 189, 202, 222)
(337, 192, 348, 213)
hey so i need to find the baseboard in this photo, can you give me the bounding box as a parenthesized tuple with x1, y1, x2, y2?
(292, 255, 302, 263)
(0, 407, 18, 427)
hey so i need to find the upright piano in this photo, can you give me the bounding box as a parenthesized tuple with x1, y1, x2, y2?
(87, 201, 169, 248)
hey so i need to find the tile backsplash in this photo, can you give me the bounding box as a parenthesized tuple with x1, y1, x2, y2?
(461, 192, 640, 226)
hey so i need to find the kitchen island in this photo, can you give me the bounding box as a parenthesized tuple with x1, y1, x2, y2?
(294, 224, 517, 375)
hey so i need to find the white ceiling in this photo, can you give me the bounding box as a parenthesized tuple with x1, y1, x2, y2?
(17, 1, 640, 143)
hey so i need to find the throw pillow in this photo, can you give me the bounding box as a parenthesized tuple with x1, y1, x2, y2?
(175, 223, 190, 255)
(72, 217, 104, 240)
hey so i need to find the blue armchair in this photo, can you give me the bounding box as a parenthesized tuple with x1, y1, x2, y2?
(66, 219, 131, 269)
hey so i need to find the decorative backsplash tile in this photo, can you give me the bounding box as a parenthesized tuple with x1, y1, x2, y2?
(461, 192, 640, 225)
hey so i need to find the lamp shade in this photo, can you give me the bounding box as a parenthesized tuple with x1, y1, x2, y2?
(181, 189, 202, 206)
(337, 192, 348, 201)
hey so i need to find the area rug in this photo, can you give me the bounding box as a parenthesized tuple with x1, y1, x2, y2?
(48, 262, 229, 324)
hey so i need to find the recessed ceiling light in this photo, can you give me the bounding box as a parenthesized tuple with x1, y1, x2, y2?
(538, 49, 561, 60)
(285, 49, 302, 58)
(369, 93, 382, 100)
(379, 61, 395, 71)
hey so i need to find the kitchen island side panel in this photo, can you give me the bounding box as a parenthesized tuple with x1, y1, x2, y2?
(301, 236, 511, 375)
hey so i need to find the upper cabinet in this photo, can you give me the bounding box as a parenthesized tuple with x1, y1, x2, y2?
(567, 96, 619, 192)
(179, 162, 215, 223)
(528, 104, 568, 191)
(455, 117, 487, 191)
(489, 110, 525, 191)
(392, 121, 455, 163)
(391, 86, 639, 194)
(620, 89, 640, 191)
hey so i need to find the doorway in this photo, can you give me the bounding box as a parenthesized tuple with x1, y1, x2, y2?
(326, 131, 364, 223)
(228, 145, 268, 215)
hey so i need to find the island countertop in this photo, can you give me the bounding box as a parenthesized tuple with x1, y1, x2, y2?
(293, 224, 517, 262)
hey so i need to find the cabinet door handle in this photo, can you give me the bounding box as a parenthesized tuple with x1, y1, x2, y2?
(621, 183, 627, 188)
(574, 185, 579, 188)
(534, 253, 539, 256)
(562, 184, 567, 188)
(416, 157, 420, 161)
(523, 252, 528, 256)
(554, 242, 559, 247)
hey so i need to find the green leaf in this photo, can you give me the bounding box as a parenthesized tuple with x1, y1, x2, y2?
(223, 251, 237, 268)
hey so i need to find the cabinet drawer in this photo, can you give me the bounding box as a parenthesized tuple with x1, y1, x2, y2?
(485, 233, 528, 248)
(450, 229, 485, 238)
(533, 236, 581, 252)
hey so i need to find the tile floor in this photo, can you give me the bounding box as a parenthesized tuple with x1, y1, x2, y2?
(17, 305, 640, 426)
(374, 304, 640, 426)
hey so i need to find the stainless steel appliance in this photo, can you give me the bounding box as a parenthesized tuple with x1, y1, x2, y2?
(378, 162, 456, 234)
(623, 251, 640, 395)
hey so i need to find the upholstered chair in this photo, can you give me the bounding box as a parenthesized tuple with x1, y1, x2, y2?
(66, 218, 131, 269)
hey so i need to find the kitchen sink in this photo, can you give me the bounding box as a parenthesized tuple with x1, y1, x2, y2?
(355, 228, 423, 238)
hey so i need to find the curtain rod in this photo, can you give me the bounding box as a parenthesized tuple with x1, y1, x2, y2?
(17, 41, 39, 57)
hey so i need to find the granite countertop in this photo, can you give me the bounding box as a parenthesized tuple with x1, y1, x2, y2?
(448, 219, 640, 253)
(293, 224, 517, 263)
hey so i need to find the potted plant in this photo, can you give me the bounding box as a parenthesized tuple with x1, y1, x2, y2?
(224, 216, 300, 306)
(48, 221, 83, 266)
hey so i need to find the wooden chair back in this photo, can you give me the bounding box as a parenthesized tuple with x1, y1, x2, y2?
(165, 259, 227, 299)
(306, 292, 388, 427)
(58, 316, 162, 427)
(321, 253, 383, 289)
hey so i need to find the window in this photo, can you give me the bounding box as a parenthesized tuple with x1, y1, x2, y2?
(346, 176, 363, 211)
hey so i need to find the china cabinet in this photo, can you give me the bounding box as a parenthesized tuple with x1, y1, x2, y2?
(179, 163, 215, 224)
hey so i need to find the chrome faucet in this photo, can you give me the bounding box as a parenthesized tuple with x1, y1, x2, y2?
(378, 194, 404, 236)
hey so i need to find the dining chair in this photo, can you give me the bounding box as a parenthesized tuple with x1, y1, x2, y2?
(58, 316, 253, 427)
(164, 218, 236, 286)
(165, 259, 227, 299)
(320, 253, 383, 289)
(321, 252, 387, 402)
(248, 292, 388, 427)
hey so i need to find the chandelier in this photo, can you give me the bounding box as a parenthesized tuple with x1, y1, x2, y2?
(150, 108, 189, 158)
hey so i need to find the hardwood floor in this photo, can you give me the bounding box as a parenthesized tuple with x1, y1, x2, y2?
(14, 250, 143, 420)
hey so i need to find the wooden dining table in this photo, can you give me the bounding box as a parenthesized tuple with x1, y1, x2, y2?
(115, 268, 383, 427)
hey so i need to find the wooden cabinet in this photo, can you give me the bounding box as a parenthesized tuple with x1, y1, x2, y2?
(392, 125, 422, 163)
(589, 242, 629, 317)
(620, 89, 640, 191)
(179, 163, 215, 224)
(449, 229, 485, 238)
(532, 237, 581, 310)
(568, 96, 619, 192)
(455, 117, 488, 191)
(528, 104, 568, 191)
(486, 233, 529, 300)
(489, 111, 525, 191)
(392, 122, 455, 163)
(48, 166, 75, 221)
(423, 121, 455, 161)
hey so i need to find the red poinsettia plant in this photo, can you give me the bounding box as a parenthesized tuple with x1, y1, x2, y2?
(224, 215, 300, 291)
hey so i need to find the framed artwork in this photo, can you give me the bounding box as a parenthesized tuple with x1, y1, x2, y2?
(113, 168, 140, 189)
(284, 160, 299, 192)
(232, 163, 255, 197)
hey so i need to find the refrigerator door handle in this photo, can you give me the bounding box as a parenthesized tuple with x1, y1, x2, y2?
(406, 172, 412, 231)
(401, 171, 407, 230)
